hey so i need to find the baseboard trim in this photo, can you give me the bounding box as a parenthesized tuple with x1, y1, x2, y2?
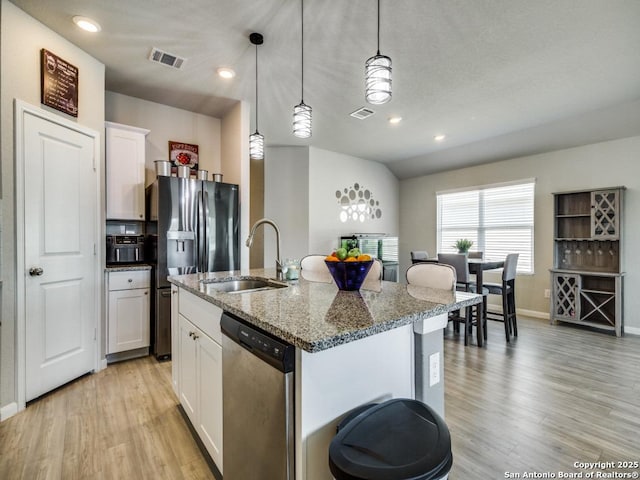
(488, 303, 639, 336)
(624, 326, 640, 336)
(1, 402, 18, 421)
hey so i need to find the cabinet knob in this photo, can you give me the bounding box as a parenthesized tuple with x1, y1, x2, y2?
(29, 267, 44, 276)
(189, 331, 194, 337)
(192, 334, 199, 340)
(128, 278, 133, 283)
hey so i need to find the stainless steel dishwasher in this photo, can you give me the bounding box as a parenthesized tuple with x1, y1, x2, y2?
(220, 312, 295, 480)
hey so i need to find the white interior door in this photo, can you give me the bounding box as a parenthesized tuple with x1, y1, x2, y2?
(22, 109, 98, 402)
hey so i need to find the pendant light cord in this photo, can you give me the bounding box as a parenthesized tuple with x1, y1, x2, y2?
(255, 43, 259, 130)
(377, 0, 381, 55)
(301, 0, 304, 102)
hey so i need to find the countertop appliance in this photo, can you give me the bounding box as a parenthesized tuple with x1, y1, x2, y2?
(146, 175, 239, 358)
(340, 233, 399, 282)
(220, 312, 295, 480)
(106, 234, 145, 264)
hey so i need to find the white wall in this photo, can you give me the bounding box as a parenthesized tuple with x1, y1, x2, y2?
(264, 147, 310, 263)
(308, 147, 399, 254)
(105, 91, 221, 187)
(399, 135, 640, 330)
(1, 0, 106, 412)
(263, 146, 399, 265)
(221, 101, 250, 269)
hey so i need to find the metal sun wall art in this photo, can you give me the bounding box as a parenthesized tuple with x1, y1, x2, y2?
(336, 183, 382, 223)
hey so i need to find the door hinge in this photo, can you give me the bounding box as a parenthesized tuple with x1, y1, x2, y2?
(94, 327, 97, 341)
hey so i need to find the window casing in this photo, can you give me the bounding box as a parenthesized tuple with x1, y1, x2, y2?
(437, 180, 535, 274)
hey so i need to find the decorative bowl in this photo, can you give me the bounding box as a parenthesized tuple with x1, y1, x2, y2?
(324, 260, 374, 291)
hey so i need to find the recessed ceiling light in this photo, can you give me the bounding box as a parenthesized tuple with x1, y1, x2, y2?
(388, 116, 402, 124)
(72, 16, 101, 33)
(216, 67, 236, 79)
(434, 134, 446, 142)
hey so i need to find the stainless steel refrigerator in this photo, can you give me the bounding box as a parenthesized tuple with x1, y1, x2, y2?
(146, 175, 239, 359)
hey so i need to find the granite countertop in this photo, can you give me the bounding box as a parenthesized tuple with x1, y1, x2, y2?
(105, 264, 152, 272)
(168, 268, 482, 353)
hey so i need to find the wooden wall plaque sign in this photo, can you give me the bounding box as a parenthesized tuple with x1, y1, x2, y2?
(41, 49, 79, 117)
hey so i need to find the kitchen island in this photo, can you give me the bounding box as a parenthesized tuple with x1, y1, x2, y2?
(168, 268, 481, 480)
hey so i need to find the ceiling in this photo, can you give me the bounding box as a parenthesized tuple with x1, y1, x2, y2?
(10, 0, 640, 178)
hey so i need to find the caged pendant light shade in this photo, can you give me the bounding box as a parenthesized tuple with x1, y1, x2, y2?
(249, 32, 265, 160)
(293, 0, 312, 138)
(249, 131, 264, 160)
(365, 0, 392, 105)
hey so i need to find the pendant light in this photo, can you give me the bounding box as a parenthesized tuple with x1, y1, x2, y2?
(293, 0, 312, 138)
(365, 0, 392, 105)
(249, 33, 264, 160)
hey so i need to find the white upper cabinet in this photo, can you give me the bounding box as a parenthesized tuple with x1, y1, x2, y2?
(105, 121, 150, 220)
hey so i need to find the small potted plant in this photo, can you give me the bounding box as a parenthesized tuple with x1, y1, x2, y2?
(454, 238, 473, 254)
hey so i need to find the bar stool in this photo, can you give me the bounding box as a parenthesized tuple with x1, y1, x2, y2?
(437, 253, 487, 345)
(329, 398, 453, 480)
(410, 250, 430, 263)
(485, 253, 519, 342)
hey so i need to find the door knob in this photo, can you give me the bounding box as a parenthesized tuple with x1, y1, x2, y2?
(29, 267, 44, 276)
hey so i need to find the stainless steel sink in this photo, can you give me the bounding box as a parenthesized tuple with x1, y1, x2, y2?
(202, 277, 288, 294)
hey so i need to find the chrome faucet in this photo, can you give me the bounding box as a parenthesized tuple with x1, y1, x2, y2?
(246, 218, 284, 280)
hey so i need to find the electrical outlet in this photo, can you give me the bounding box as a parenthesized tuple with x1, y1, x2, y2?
(429, 352, 440, 387)
(544, 289, 551, 298)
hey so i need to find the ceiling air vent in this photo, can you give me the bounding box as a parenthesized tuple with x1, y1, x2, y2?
(350, 107, 375, 120)
(148, 47, 186, 70)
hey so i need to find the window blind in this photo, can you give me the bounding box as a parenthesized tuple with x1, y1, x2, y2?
(437, 181, 535, 273)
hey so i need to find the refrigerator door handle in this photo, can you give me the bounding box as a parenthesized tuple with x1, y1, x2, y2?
(197, 188, 205, 272)
(203, 189, 210, 271)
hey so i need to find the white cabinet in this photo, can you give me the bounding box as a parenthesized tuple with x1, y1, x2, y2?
(107, 270, 150, 354)
(176, 288, 223, 472)
(179, 314, 198, 422)
(105, 121, 149, 220)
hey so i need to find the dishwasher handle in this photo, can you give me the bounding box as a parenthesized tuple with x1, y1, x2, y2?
(221, 312, 295, 373)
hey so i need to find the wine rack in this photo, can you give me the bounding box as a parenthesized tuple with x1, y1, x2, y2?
(550, 187, 624, 336)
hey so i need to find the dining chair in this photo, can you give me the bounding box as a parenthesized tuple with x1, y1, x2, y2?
(485, 253, 519, 342)
(437, 253, 472, 291)
(405, 262, 456, 290)
(300, 254, 333, 283)
(410, 250, 430, 263)
(437, 253, 487, 344)
(361, 258, 383, 291)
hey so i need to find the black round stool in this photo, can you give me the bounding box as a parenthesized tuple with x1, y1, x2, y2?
(329, 398, 452, 480)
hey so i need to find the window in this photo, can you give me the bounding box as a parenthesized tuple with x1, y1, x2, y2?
(437, 180, 535, 274)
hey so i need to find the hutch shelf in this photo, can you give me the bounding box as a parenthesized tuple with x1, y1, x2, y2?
(550, 187, 625, 336)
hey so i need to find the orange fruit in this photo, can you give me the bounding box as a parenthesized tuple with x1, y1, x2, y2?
(325, 255, 339, 261)
(344, 257, 357, 262)
(357, 254, 372, 261)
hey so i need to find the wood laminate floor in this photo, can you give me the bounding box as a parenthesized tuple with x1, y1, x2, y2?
(0, 357, 214, 480)
(445, 318, 640, 479)
(1, 317, 639, 479)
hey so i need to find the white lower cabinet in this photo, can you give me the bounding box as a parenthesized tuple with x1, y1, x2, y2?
(175, 288, 223, 473)
(107, 270, 150, 355)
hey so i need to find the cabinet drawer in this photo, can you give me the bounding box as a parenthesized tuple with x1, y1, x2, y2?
(109, 270, 150, 291)
(179, 288, 222, 344)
